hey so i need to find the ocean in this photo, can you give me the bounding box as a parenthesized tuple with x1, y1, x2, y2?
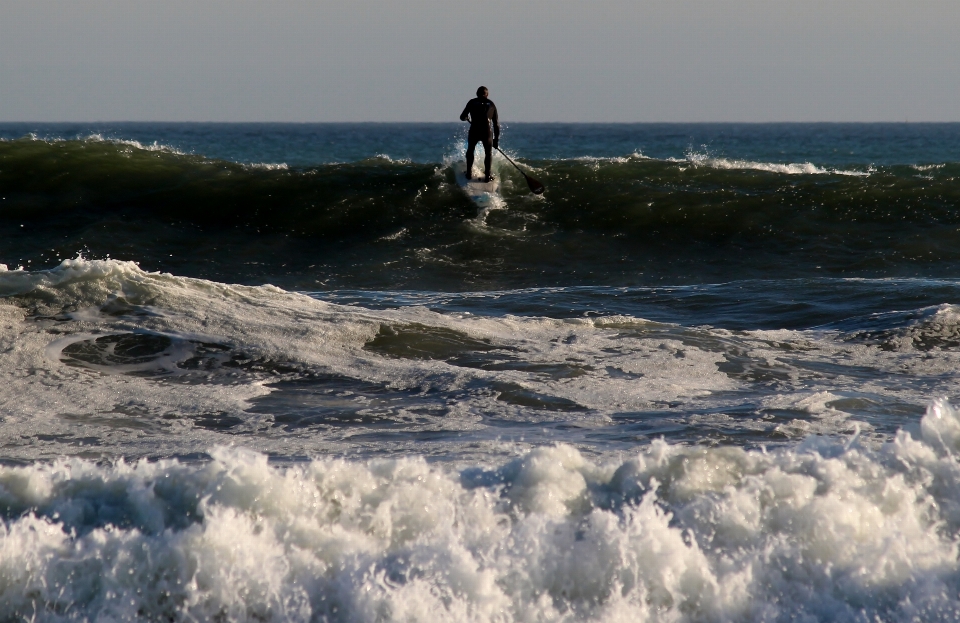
(2, 122, 960, 621)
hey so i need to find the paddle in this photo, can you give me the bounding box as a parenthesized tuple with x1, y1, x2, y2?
(496, 147, 545, 195)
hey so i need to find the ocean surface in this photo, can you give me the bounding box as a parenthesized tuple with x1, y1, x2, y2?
(3, 122, 960, 621)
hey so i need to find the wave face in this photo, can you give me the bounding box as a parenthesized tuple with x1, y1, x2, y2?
(3, 136, 960, 289)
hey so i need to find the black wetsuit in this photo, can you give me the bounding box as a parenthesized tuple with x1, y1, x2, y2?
(460, 97, 500, 178)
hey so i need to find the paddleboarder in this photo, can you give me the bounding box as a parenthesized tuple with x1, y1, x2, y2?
(460, 86, 500, 182)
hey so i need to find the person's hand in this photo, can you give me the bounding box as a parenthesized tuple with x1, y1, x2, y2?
(492, 138, 499, 149)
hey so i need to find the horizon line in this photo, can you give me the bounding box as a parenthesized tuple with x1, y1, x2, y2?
(1, 120, 957, 125)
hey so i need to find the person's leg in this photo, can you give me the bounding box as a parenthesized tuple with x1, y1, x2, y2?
(465, 136, 479, 179)
(481, 138, 493, 180)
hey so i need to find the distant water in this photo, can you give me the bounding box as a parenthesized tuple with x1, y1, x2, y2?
(3, 123, 960, 621)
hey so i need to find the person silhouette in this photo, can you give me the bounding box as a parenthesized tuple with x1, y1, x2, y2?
(459, 86, 500, 182)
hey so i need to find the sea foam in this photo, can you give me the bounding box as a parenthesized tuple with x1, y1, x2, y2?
(682, 152, 871, 177)
(3, 400, 960, 621)
(0, 258, 957, 464)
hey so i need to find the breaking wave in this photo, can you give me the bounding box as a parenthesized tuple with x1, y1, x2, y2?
(4, 399, 960, 621)
(4, 135, 960, 288)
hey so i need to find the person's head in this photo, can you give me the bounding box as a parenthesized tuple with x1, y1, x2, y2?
(476, 86, 489, 98)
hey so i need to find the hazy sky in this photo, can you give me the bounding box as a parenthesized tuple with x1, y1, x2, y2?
(1, 1, 958, 122)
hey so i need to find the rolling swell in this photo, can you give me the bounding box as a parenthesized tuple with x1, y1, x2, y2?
(2, 137, 960, 288)
(0, 137, 450, 238)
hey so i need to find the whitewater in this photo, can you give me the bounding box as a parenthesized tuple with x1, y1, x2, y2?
(3, 123, 960, 621)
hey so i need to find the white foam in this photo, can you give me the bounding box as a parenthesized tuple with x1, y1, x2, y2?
(81, 133, 188, 155)
(356, 154, 412, 165)
(242, 162, 290, 171)
(5, 401, 960, 620)
(567, 155, 635, 165)
(378, 228, 409, 241)
(4, 260, 960, 617)
(683, 152, 872, 177)
(9, 132, 297, 168)
(443, 138, 517, 176)
(3, 258, 960, 461)
(763, 391, 869, 439)
(764, 390, 845, 415)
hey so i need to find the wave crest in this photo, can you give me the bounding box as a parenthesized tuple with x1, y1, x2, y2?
(682, 151, 871, 176)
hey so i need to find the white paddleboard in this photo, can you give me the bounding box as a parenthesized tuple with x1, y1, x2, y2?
(454, 162, 500, 208)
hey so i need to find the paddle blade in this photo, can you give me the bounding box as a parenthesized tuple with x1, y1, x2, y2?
(525, 174, 545, 195)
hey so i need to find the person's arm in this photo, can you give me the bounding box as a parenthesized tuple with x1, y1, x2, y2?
(460, 101, 471, 122)
(491, 104, 500, 148)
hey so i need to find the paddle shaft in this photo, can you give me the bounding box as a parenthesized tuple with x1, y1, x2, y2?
(496, 147, 545, 194)
(495, 147, 526, 173)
